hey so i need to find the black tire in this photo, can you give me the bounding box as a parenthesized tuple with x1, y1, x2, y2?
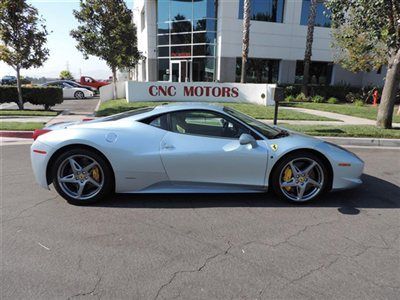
(51, 148, 113, 205)
(74, 91, 85, 99)
(271, 151, 329, 203)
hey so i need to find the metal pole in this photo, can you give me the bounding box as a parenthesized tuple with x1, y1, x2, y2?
(273, 99, 279, 125)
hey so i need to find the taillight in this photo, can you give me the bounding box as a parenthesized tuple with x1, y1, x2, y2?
(82, 118, 94, 122)
(33, 129, 51, 141)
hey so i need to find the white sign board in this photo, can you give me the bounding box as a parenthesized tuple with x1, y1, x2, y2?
(125, 81, 276, 106)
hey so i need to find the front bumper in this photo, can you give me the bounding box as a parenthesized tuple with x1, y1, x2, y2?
(30, 141, 55, 189)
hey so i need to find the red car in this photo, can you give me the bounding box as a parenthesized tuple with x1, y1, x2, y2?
(79, 76, 109, 90)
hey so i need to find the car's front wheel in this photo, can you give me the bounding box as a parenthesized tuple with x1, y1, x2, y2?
(51, 148, 113, 205)
(271, 152, 329, 203)
(74, 91, 85, 99)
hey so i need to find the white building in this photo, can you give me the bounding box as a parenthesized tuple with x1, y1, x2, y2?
(132, 0, 385, 87)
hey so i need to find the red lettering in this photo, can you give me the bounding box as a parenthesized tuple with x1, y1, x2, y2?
(184, 86, 194, 96)
(212, 87, 222, 97)
(195, 86, 204, 97)
(204, 86, 212, 97)
(167, 86, 176, 96)
(158, 86, 168, 96)
(149, 85, 158, 96)
(231, 87, 239, 98)
(222, 87, 231, 97)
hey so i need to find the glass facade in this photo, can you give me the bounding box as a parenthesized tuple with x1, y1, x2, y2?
(156, 0, 218, 82)
(300, 0, 331, 28)
(235, 58, 280, 83)
(295, 61, 333, 85)
(238, 0, 285, 23)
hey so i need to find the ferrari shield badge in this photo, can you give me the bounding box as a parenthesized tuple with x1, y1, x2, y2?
(270, 144, 278, 152)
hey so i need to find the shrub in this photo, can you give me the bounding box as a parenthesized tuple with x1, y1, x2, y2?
(311, 95, 325, 103)
(345, 92, 363, 103)
(285, 85, 297, 96)
(285, 95, 296, 102)
(354, 99, 364, 107)
(0, 86, 63, 110)
(327, 97, 339, 104)
(295, 92, 308, 102)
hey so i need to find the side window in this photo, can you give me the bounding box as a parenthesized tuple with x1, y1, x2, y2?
(168, 110, 250, 139)
(141, 114, 168, 130)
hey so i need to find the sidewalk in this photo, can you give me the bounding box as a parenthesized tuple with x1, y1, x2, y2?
(279, 106, 400, 127)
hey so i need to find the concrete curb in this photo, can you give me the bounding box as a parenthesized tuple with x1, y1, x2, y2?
(0, 131, 33, 139)
(319, 136, 400, 147)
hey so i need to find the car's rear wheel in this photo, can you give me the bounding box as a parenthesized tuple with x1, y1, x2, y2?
(74, 91, 85, 99)
(271, 152, 328, 203)
(51, 148, 113, 205)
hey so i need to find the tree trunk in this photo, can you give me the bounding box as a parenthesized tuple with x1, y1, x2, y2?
(302, 0, 317, 96)
(241, 0, 251, 83)
(16, 67, 24, 110)
(112, 67, 117, 100)
(377, 49, 400, 128)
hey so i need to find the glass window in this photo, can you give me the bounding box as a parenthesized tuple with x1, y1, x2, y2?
(238, 0, 285, 23)
(235, 58, 280, 83)
(193, 32, 216, 44)
(171, 0, 192, 20)
(157, 0, 169, 23)
(158, 46, 169, 57)
(193, 0, 217, 19)
(168, 110, 250, 139)
(193, 19, 217, 31)
(300, 0, 331, 27)
(295, 61, 333, 85)
(193, 44, 215, 56)
(158, 35, 169, 46)
(171, 46, 191, 57)
(157, 22, 169, 35)
(171, 33, 192, 45)
(158, 59, 170, 81)
(192, 58, 215, 82)
(170, 21, 192, 33)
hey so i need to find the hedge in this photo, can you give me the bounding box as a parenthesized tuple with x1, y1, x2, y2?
(0, 85, 63, 108)
(279, 84, 362, 101)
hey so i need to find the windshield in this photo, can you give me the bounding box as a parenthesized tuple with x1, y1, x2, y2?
(223, 107, 283, 139)
(99, 107, 154, 122)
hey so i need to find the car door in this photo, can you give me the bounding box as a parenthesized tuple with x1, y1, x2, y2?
(62, 83, 74, 98)
(159, 110, 269, 187)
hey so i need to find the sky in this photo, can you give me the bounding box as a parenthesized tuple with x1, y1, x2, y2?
(0, 0, 133, 80)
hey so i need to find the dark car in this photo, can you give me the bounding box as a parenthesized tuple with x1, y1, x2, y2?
(1, 75, 17, 85)
(46, 80, 97, 93)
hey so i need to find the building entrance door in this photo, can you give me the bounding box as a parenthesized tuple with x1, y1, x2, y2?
(170, 60, 191, 82)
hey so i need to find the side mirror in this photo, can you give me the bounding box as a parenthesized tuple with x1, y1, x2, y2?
(239, 133, 257, 148)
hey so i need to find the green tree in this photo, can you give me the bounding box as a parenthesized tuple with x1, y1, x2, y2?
(326, 0, 400, 129)
(0, 0, 49, 110)
(59, 70, 74, 81)
(241, 0, 251, 83)
(71, 0, 140, 99)
(302, 0, 318, 96)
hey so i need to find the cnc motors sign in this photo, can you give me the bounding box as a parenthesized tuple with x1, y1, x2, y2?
(148, 85, 239, 98)
(125, 82, 276, 106)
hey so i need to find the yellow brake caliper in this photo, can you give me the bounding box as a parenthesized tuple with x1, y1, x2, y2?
(91, 167, 100, 182)
(283, 167, 293, 191)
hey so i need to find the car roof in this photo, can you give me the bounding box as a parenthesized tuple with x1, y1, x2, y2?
(152, 102, 225, 113)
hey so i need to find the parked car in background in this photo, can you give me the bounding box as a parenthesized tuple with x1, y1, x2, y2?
(1, 75, 17, 85)
(42, 81, 94, 99)
(46, 80, 97, 93)
(79, 76, 109, 90)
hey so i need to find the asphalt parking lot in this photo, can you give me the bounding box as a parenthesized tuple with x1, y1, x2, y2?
(1, 144, 399, 299)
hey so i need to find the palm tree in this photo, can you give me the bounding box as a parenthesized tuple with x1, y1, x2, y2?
(241, 0, 251, 83)
(302, 0, 318, 96)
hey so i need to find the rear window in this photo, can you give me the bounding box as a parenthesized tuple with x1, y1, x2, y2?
(99, 107, 154, 121)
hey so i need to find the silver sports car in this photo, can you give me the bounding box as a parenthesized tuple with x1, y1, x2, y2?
(31, 103, 364, 205)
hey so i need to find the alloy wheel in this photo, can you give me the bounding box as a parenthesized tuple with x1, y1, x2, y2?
(57, 154, 104, 200)
(279, 157, 324, 202)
